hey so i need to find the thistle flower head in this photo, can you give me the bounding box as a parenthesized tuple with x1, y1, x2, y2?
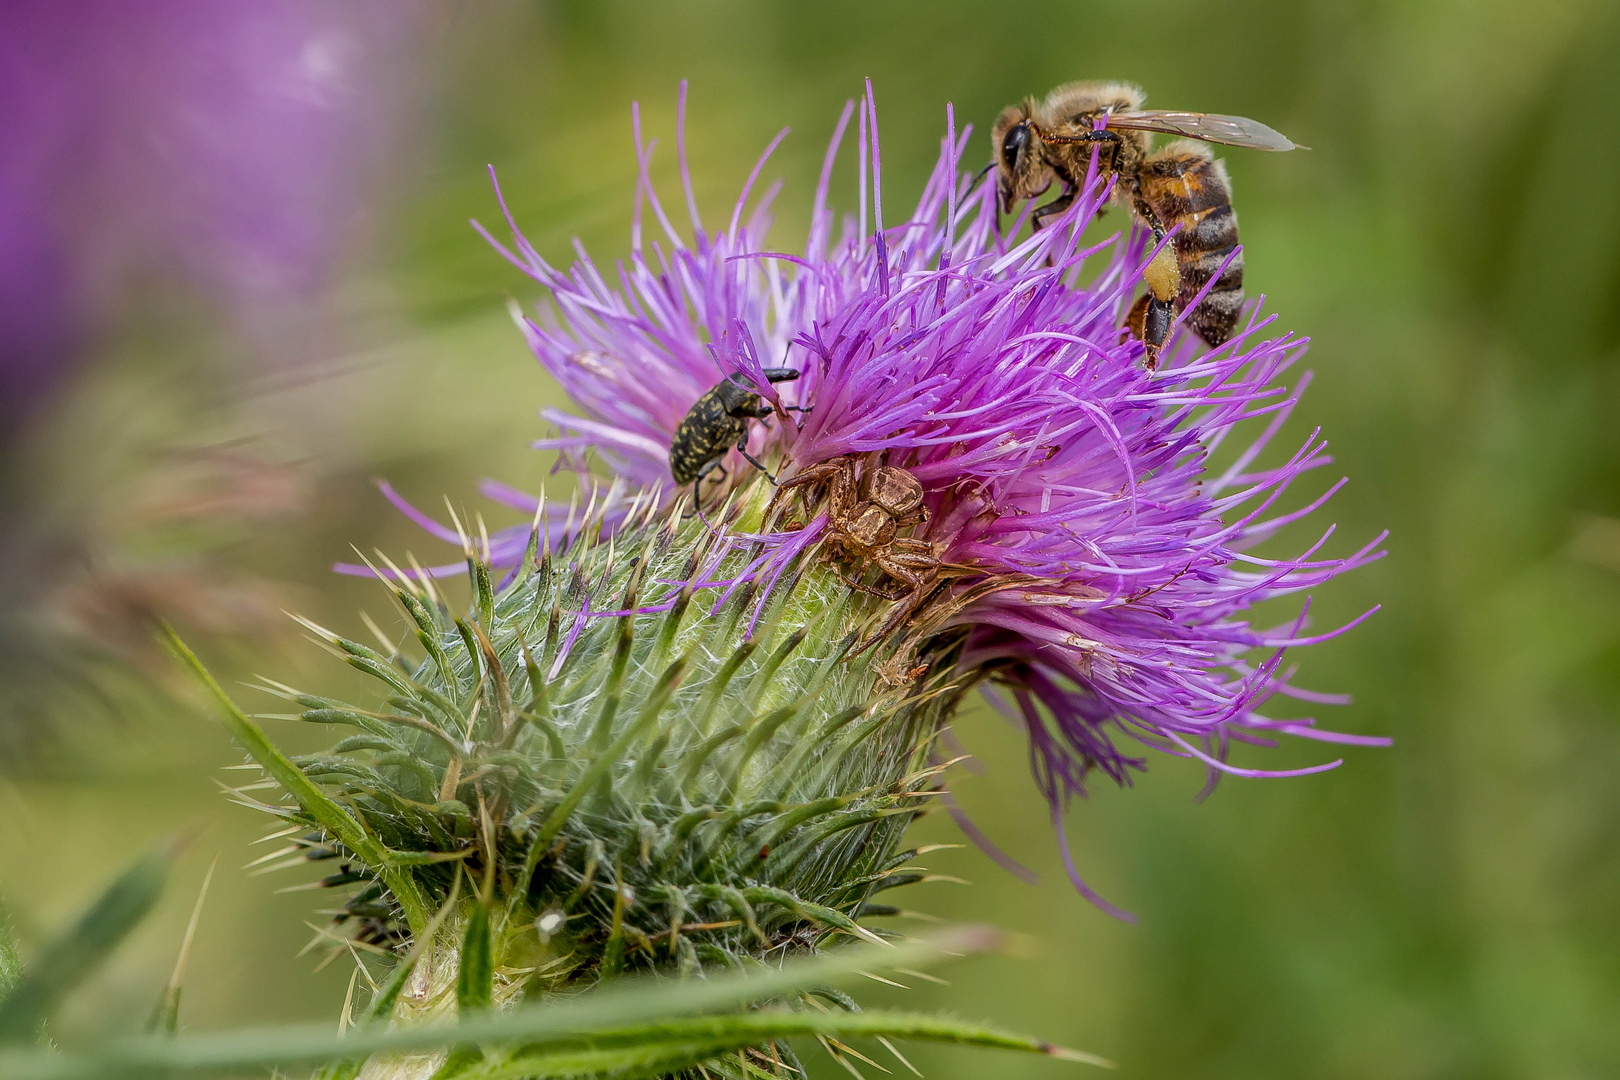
(355, 82, 1386, 916)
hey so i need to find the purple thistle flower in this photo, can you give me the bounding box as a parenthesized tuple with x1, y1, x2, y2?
(357, 82, 1387, 915)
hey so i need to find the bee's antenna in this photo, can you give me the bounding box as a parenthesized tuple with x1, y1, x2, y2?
(966, 161, 995, 194)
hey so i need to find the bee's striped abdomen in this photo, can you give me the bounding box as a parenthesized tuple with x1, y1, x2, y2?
(1138, 143, 1244, 347)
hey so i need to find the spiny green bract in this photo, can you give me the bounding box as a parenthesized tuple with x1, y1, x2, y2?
(233, 496, 971, 1052)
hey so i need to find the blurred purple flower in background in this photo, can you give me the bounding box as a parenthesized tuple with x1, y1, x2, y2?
(367, 84, 1388, 914)
(0, 0, 422, 431)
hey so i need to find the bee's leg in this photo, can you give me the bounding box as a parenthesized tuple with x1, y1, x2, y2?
(1031, 127, 1125, 233)
(1128, 267, 1175, 370)
(1031, 189, 1075, 232)
(1127, 199, 1179, 370)
(1132, 199, 1180, 283)
(1036, 125, 1125, 187)
(1131, 198, 1170, 255)
(1126, 292, 1150, 341)
(1141, 296, 1175, 371)
(1083, 128, 1128, 194)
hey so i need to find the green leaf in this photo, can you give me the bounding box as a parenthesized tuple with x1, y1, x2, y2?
(459, 1009, 1114, 1079)
(146, 857, 216, 1035)
(0, 899, 22, 1002)
(0, 846, 170, 1045)
(160, 624, 432, 936)
(473, 560, 496, 629)
(432, 1046, 485, 1080)
(311, 877, 464, 1080)
(0, 927, 1088, 1079)
(457, 904, 493, 1013)
(366, 953, 418, 1022)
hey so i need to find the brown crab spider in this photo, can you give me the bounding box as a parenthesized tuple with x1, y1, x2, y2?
(775, 457, 939, 595)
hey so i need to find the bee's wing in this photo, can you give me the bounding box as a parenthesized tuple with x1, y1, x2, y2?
(1105, 111, 1303, 151)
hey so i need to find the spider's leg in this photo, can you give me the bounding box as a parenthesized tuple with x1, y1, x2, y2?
(852, 581, 932, 656)
(834, 563, 904, 599)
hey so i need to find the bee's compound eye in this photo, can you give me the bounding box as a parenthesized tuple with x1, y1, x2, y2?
(1002, 123, 1030, 168)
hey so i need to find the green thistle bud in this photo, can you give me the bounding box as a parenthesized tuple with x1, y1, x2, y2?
(218, 487, 968, 1078)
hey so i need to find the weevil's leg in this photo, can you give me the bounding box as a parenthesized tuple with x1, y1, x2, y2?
(688, 459, 726, 516)
(697, 457, 739, 519)
(736, 436, 778, 484)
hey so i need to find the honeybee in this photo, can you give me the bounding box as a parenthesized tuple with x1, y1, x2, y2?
(991, 82, 1300, 368)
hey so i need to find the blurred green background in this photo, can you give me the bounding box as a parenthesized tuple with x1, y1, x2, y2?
(3, 1, 1618, 1077)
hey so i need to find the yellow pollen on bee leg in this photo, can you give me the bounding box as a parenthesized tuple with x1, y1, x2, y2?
(1143, 243, 1181, 302)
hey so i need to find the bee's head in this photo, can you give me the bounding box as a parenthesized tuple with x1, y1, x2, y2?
(990, 102, 1050, 215)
